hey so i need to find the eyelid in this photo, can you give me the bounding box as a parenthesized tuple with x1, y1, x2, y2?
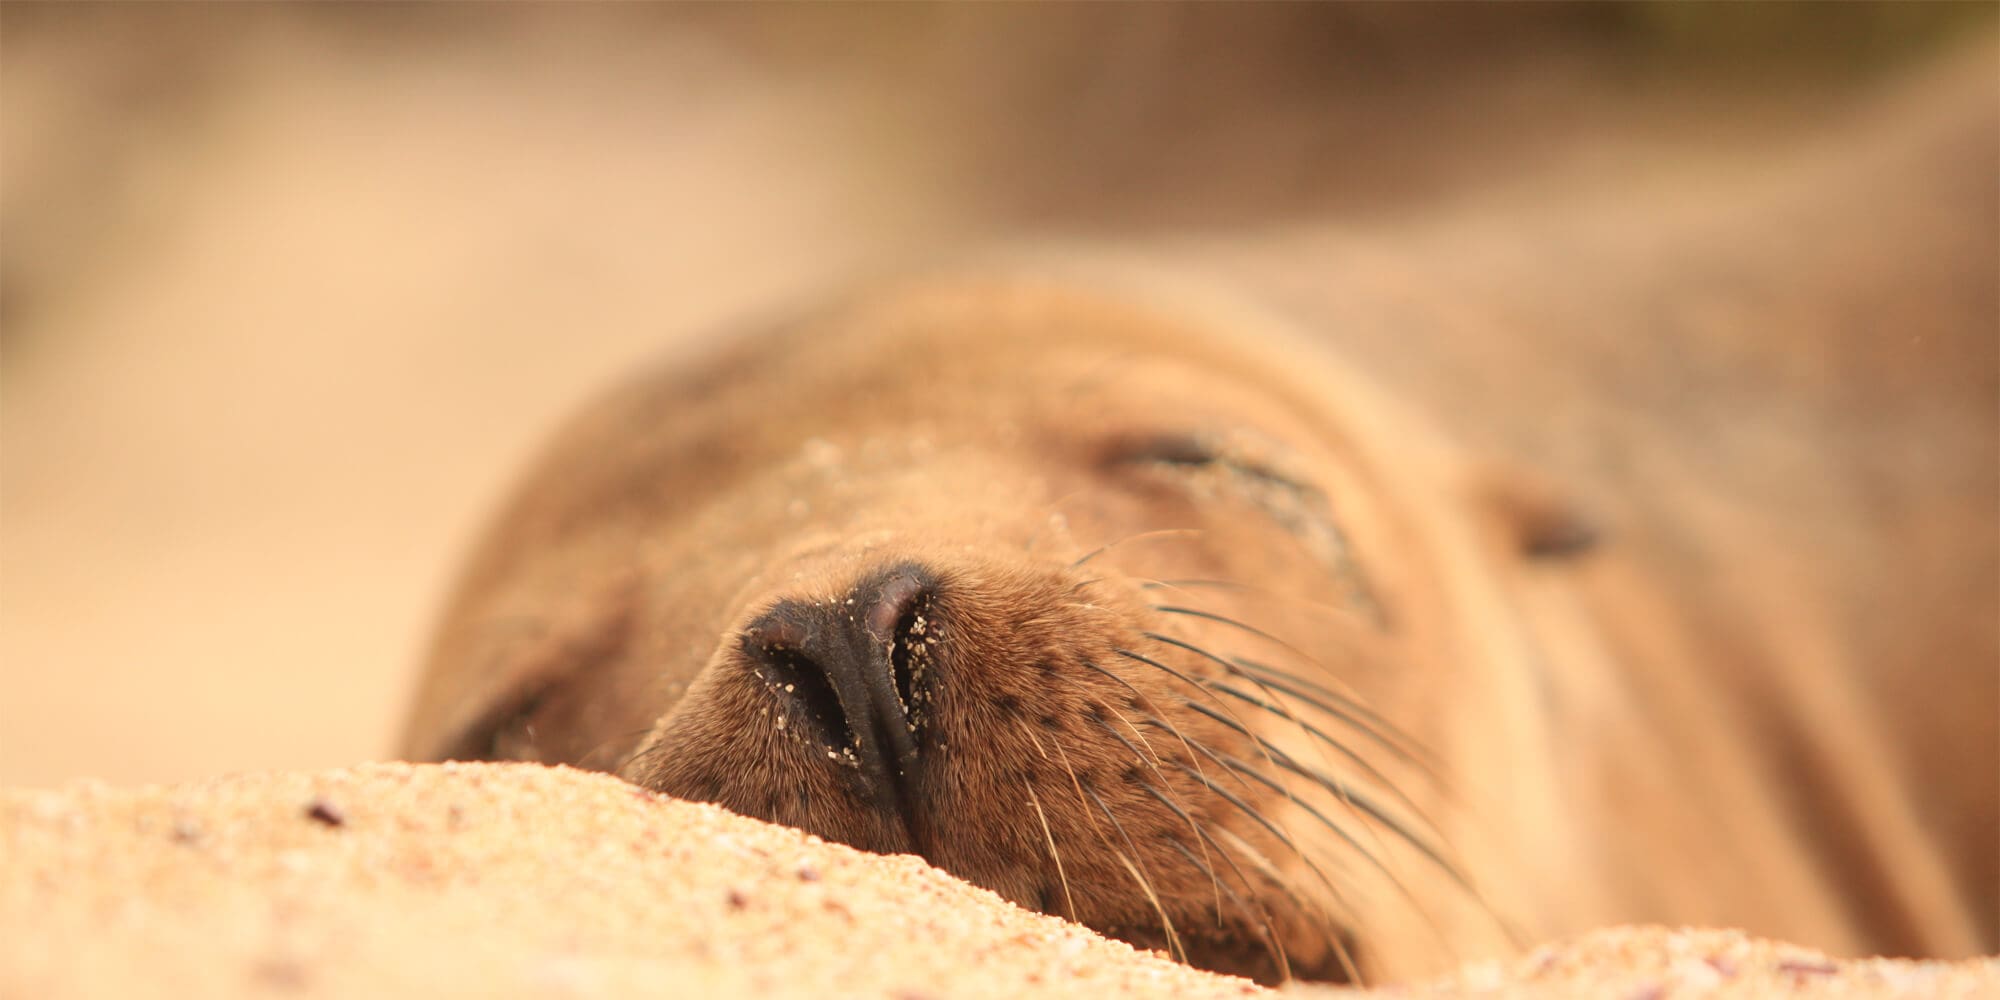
(1102, 431, 1223, 468)
(1105, 431, 1310, 493)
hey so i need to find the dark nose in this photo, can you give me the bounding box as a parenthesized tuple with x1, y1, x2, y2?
(738, 563, 936, 818)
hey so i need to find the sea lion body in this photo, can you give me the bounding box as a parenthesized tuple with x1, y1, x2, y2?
(402, 268, 1991, 982)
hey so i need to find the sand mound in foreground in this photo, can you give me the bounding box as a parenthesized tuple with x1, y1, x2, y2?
(2, 762, 1991, 998)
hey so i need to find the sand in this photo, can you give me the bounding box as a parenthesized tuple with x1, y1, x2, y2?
(3, 763, 1990, 999)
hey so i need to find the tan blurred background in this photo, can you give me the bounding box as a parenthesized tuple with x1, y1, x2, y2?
(2, 4, 1993, 789)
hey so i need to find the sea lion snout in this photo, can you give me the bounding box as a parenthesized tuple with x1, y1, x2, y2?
(735, 563, 937, 831)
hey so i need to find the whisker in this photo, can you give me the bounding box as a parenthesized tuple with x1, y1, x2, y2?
(1098, 714, 1223, 920)
(1170, 756, 1364, 984)
(1150, 604, 1391, 715)
(1185, 697, 1478, 915)
(1161, 833, 1237, 930)
(1020, 722, 1053, 763)
(1173, 741, 1358, 888)
(1143, 629, 1444, 784)
(1119, 626, 1472, 973)
(1151, 798, 1288, 962)
(1112, 647, 1213, 701)
(1082, 783, 1185, 964)
(1213, 749, 1455, 956)
(1192, 698, 1521, 953)
(1044, 729, 1109, 840)
(616, 736, 665, 780)
(1071, 528, 1205, 570)
(1080, 658, 1214, 788)
(578, 725, 657, 772)
(1201, 662, 1423, 911)
(1164, 836, 1295, 983)
(1145, 593, 1465, 884)
(1144, 606, 1435, 763)
(1144, 622, 1438, 904)
(1113, 647, 1280, 794)
(1231, 655, 1447, 778)
(1142, 578, 1372, 626)
(1201, 680, 1440, 836)
(1145, 630, 1401, 807)
(1023, 780, 1078, 922)
(1208, 824, 1356, 984)
(1152, 604, 1290, 646)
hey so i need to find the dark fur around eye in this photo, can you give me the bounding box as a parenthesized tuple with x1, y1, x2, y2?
(1104, 432, 1308, 494)
(1115, 432, 1222, 468)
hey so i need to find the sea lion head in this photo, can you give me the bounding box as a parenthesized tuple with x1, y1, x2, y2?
(404, 271, 1528, 983)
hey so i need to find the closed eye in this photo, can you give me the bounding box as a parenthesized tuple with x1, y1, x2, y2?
(1102, 429, 1382, 621)
(1114, 432, 1225, 469)
(1105, 431, 1310, 493)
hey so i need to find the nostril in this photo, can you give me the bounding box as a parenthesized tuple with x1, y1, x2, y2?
(890, 607, 918, 727)
(865, 570, 933, 732)
(741, 619, 852, 753)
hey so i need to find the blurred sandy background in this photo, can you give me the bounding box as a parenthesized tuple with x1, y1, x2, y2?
(2, 4, 1993, 789)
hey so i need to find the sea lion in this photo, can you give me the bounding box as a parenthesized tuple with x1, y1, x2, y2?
(400, 259, 1991, 983)
(399, 38, 1999, 988)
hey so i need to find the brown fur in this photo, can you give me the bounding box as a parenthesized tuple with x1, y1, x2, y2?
(403, 47, 1996, 986)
